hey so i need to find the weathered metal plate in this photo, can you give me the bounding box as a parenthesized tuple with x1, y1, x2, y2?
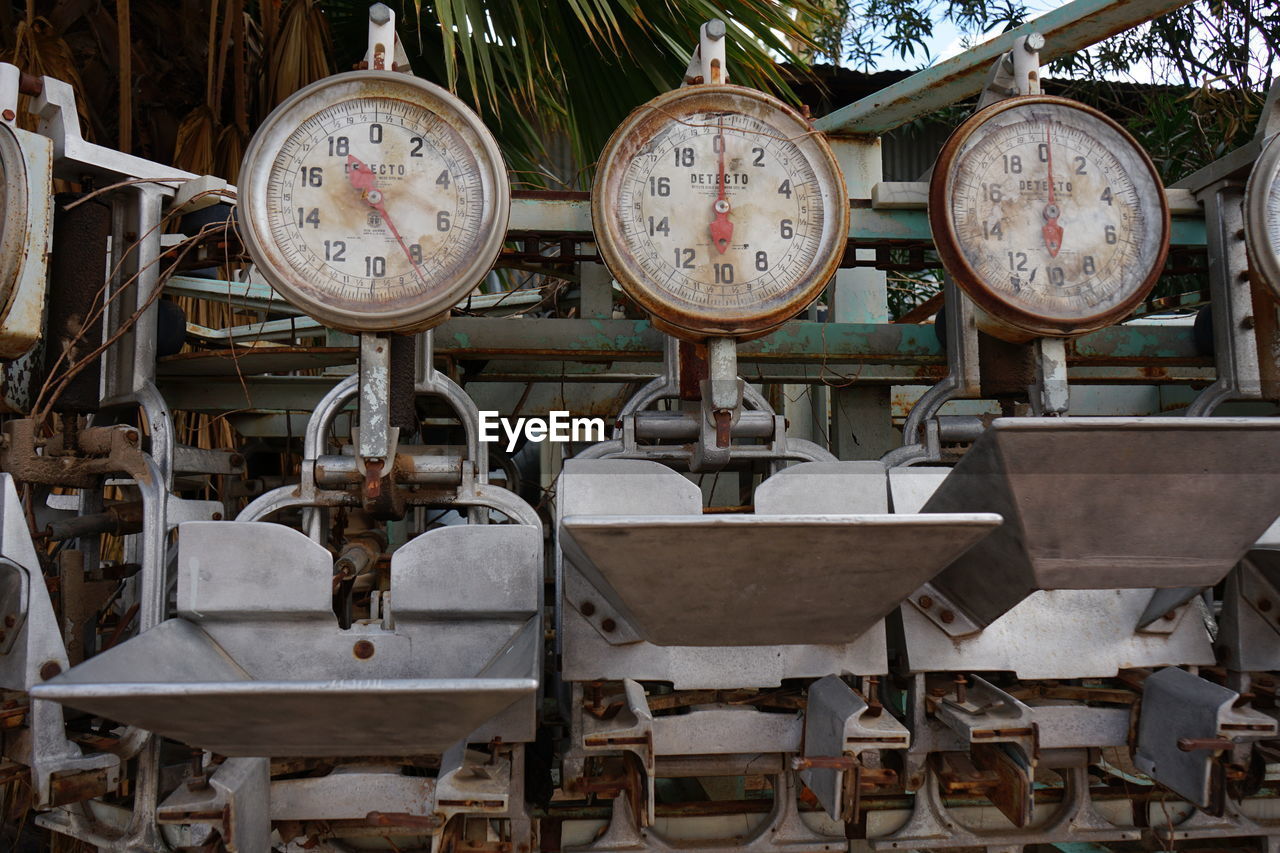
(922, 417, 1280, 627)
(157, 347, 356, 377)
(0, 558, 27, 655)
(560, 513, 1000, 647)
(32, 618, 538, 757)
(899, 588, 1215, 678)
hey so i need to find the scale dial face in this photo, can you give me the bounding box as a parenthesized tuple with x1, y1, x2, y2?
(240, 70, 510, 333)
(1245, 131, 1280, 300)
(931, 95, 1169, 341)
(593, 85, 849, 341)
(0, 122, 29, 322)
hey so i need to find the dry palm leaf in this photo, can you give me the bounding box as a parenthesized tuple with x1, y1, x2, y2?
(214, 122, 248, 184)
(5, 17, 94, 138)
(172, 102, 218, 175)
(268, 0, 332, 110)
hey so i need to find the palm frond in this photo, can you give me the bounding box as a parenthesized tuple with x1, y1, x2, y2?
(319, 0, 830, 188)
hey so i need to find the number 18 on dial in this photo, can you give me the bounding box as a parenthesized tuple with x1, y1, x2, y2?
(931, 95, 1169, 341)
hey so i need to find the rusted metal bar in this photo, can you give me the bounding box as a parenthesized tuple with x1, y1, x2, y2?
(1178, 737, 1235, 752)
(17, 70, 43, 96)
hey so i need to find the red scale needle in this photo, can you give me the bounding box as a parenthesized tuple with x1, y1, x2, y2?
(709, 128, 733, 254)
(345, 153, 430, 287)
(1042, 122, 1063, 258)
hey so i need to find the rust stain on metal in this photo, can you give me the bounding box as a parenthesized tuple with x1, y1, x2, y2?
(366, 811, 445, 829)
(49, 767, 113, 806)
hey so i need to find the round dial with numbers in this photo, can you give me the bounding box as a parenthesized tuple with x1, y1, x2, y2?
(0, 121, 30, 324)
(1244, 130, 1280, 300)
(593, 85, 849, 340)
(931, 95, 1169, 341)
(240, 70, 509, 333)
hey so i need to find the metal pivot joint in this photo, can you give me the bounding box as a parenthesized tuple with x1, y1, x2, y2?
(684, 19, 728, 86)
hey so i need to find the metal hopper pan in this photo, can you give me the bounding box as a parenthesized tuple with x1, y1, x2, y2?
(559, 460, 1001, 646)
(921, 417, 1280, 628)
(34, 521, 541, 756)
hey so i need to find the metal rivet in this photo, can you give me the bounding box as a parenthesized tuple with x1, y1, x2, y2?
(39, 661, 62, 681)
(918, 596, 933, 610)
(1163, 610, 1177, 621)
(1, 109, 14, 122)
(580, 601, 596, 617)
(601, 618, 616, 633)
(212, 512, 223, 521)
(939, 610, 955, 624)
(353, 640, 375, 659)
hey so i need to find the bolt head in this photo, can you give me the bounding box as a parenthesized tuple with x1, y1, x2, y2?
(939, 609, 955, 624)
(705, 18, 726, 40)
(1023, 32, 1045, 52)
(39, 661, 62, 681)
(369, 3, 392, 25)
(353, 640, 376, 660)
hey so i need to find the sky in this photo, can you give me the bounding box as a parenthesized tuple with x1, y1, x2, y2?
(933, 0, 1069, 61)
(888, 0, 1276, 88)
(879, 0, 1160, 82)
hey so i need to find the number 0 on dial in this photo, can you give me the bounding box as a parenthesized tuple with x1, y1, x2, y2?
(239, 70, 509, 333)
(593, 85, 849, 340)
(931, 95, 1169, 341)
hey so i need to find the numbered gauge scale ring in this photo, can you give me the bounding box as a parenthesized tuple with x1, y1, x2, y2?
(930, 95, 1170, 341)
(1245, 130, 1280, 300)
(593, 84, 849, 341)
(240, 70, 510, 333)
(0, 121, 30, 324)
